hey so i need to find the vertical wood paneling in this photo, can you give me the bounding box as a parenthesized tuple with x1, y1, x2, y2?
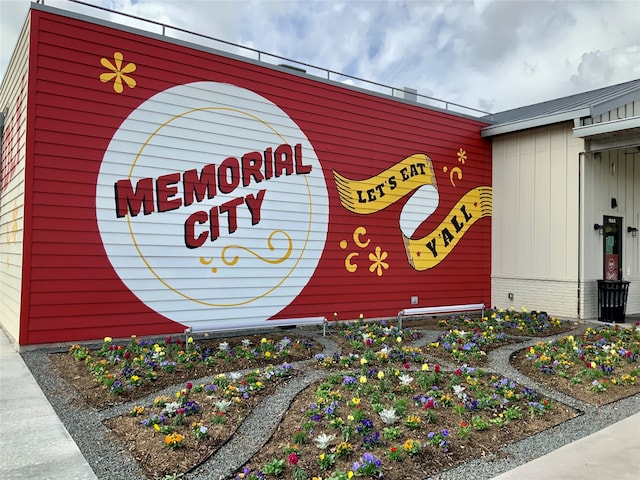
(492, 123, 582, 280)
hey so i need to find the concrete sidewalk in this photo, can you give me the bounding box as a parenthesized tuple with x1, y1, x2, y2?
(0, 325, 638, 479)
(491, 412, 640, 480)
(0, 329, 98, 480)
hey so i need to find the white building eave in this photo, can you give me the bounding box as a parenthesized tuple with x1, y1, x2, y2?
(481, 108, 591, 137)
(572, 115, 640, 138)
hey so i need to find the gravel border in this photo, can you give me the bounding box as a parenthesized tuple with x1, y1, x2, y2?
(21, 323, 640, 480)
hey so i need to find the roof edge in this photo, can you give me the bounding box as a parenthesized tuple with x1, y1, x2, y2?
(481, 108, 591, 137)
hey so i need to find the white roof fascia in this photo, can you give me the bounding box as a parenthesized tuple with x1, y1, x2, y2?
(573, 116, 640, 138)
(481, 108, 591, 137)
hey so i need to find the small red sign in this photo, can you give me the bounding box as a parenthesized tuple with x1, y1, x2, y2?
(605, 254, 618, 280)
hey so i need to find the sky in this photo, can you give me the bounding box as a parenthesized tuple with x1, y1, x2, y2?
(0, 0, 639, 115)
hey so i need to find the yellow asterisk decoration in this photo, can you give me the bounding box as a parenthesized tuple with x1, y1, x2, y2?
(368, 246, 389, 277)
(457, 148, 467, 164)
(100, 52, 136, 93)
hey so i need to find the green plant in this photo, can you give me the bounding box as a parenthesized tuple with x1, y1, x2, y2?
(262, 458, 285, 476)
(457, 420, 471, 439)
(318, 452, 336, 470)
(472, 415, 490, 431)
(387, 445, 403, 461)
(382, 426, 402, 441)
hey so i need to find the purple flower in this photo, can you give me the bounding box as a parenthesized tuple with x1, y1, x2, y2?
(343, 376, 356, 385)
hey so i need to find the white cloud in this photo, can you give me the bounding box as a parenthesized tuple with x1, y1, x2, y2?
(1, 0, 638, 114)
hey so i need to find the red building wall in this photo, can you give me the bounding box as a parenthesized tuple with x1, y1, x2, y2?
(20, 7, 491, 344)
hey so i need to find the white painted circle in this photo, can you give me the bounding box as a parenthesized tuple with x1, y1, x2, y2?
(96, 82, 329, 328)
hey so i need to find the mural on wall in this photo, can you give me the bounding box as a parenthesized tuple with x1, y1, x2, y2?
(93, 47, 492, 331)
(334, 151, 492, 272)
(96, 78, 329, 328)
(8, 7, 492, 343)
(0, 73, 26, 271)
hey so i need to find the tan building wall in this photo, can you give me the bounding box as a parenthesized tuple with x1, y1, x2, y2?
(491, 115, 640, 320)
(491, 122, 584, 318)
(0, 14, 30, 345)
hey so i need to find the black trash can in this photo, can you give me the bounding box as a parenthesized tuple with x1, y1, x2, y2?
(597, 280, 630, 323)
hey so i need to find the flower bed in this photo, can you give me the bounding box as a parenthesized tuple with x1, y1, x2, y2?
(512, 323, 640, 405)
(49, 313, 604, 479)
(239, 363, 576, 480)
(106, 364, 295, 478)
(55, 333, 320, 408)
(426, 327, 514, 365)
(425, 308, 575, 337)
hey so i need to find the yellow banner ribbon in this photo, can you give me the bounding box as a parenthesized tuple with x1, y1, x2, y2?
(333, 154, 436, 214)
(403, 186, 492, 271)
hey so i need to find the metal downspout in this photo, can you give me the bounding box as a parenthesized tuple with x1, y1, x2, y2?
(577, 151, 584, 319)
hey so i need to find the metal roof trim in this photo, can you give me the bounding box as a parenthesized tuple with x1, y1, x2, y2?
(589, 88, 640, 117)
(481, 108, 591, 137)
(573, 116, 640, 138)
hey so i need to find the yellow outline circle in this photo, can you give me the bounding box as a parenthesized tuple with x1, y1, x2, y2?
(126, 106, 317, 306)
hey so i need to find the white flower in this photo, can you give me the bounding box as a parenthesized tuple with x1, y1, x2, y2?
(398, 374, 414, 386)
(313, 433, 336, 449)
(601, 345, 611, 354)
(214, 399, 232, 412)
(379, 408, 399, 424)
(218, 341, 229, 352)
(458, 330, 468, 337)
(453, 384, 466, 399)
(382, 327, 393, 335)
(228, 372, 242, 382)
(162, 401, 181, 416)
(241, 339, 252, 347)
(278, 337, 292, 349)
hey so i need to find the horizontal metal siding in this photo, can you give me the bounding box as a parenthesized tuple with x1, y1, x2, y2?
(25, 9, 491, 343)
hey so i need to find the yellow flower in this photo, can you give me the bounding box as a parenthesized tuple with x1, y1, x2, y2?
(265, 351, 272, 358)
(421, 364, 429, 371)
(319, 453, 325, 460)
(100, 52, 137, 94)
(131, 375, 139, 382)
(396, 336, 402, 343)
(347, 414, 354, 422)
(368, 246, 389, 276)
(348, 472, 354, 479)
(378, 371, 385, 379)
(360, 358, 368, 365)
(187, 337, 194, 344)
(359, 376, 367, 384)
(154, 424, 160, 431)
(352, 397, 361, 406)
(104, 337, 112, 343)
(261, 338, 267, 344)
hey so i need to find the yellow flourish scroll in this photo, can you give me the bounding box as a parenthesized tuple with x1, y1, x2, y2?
(333, 154, 437, 215)
(404, 186, 492, 271)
